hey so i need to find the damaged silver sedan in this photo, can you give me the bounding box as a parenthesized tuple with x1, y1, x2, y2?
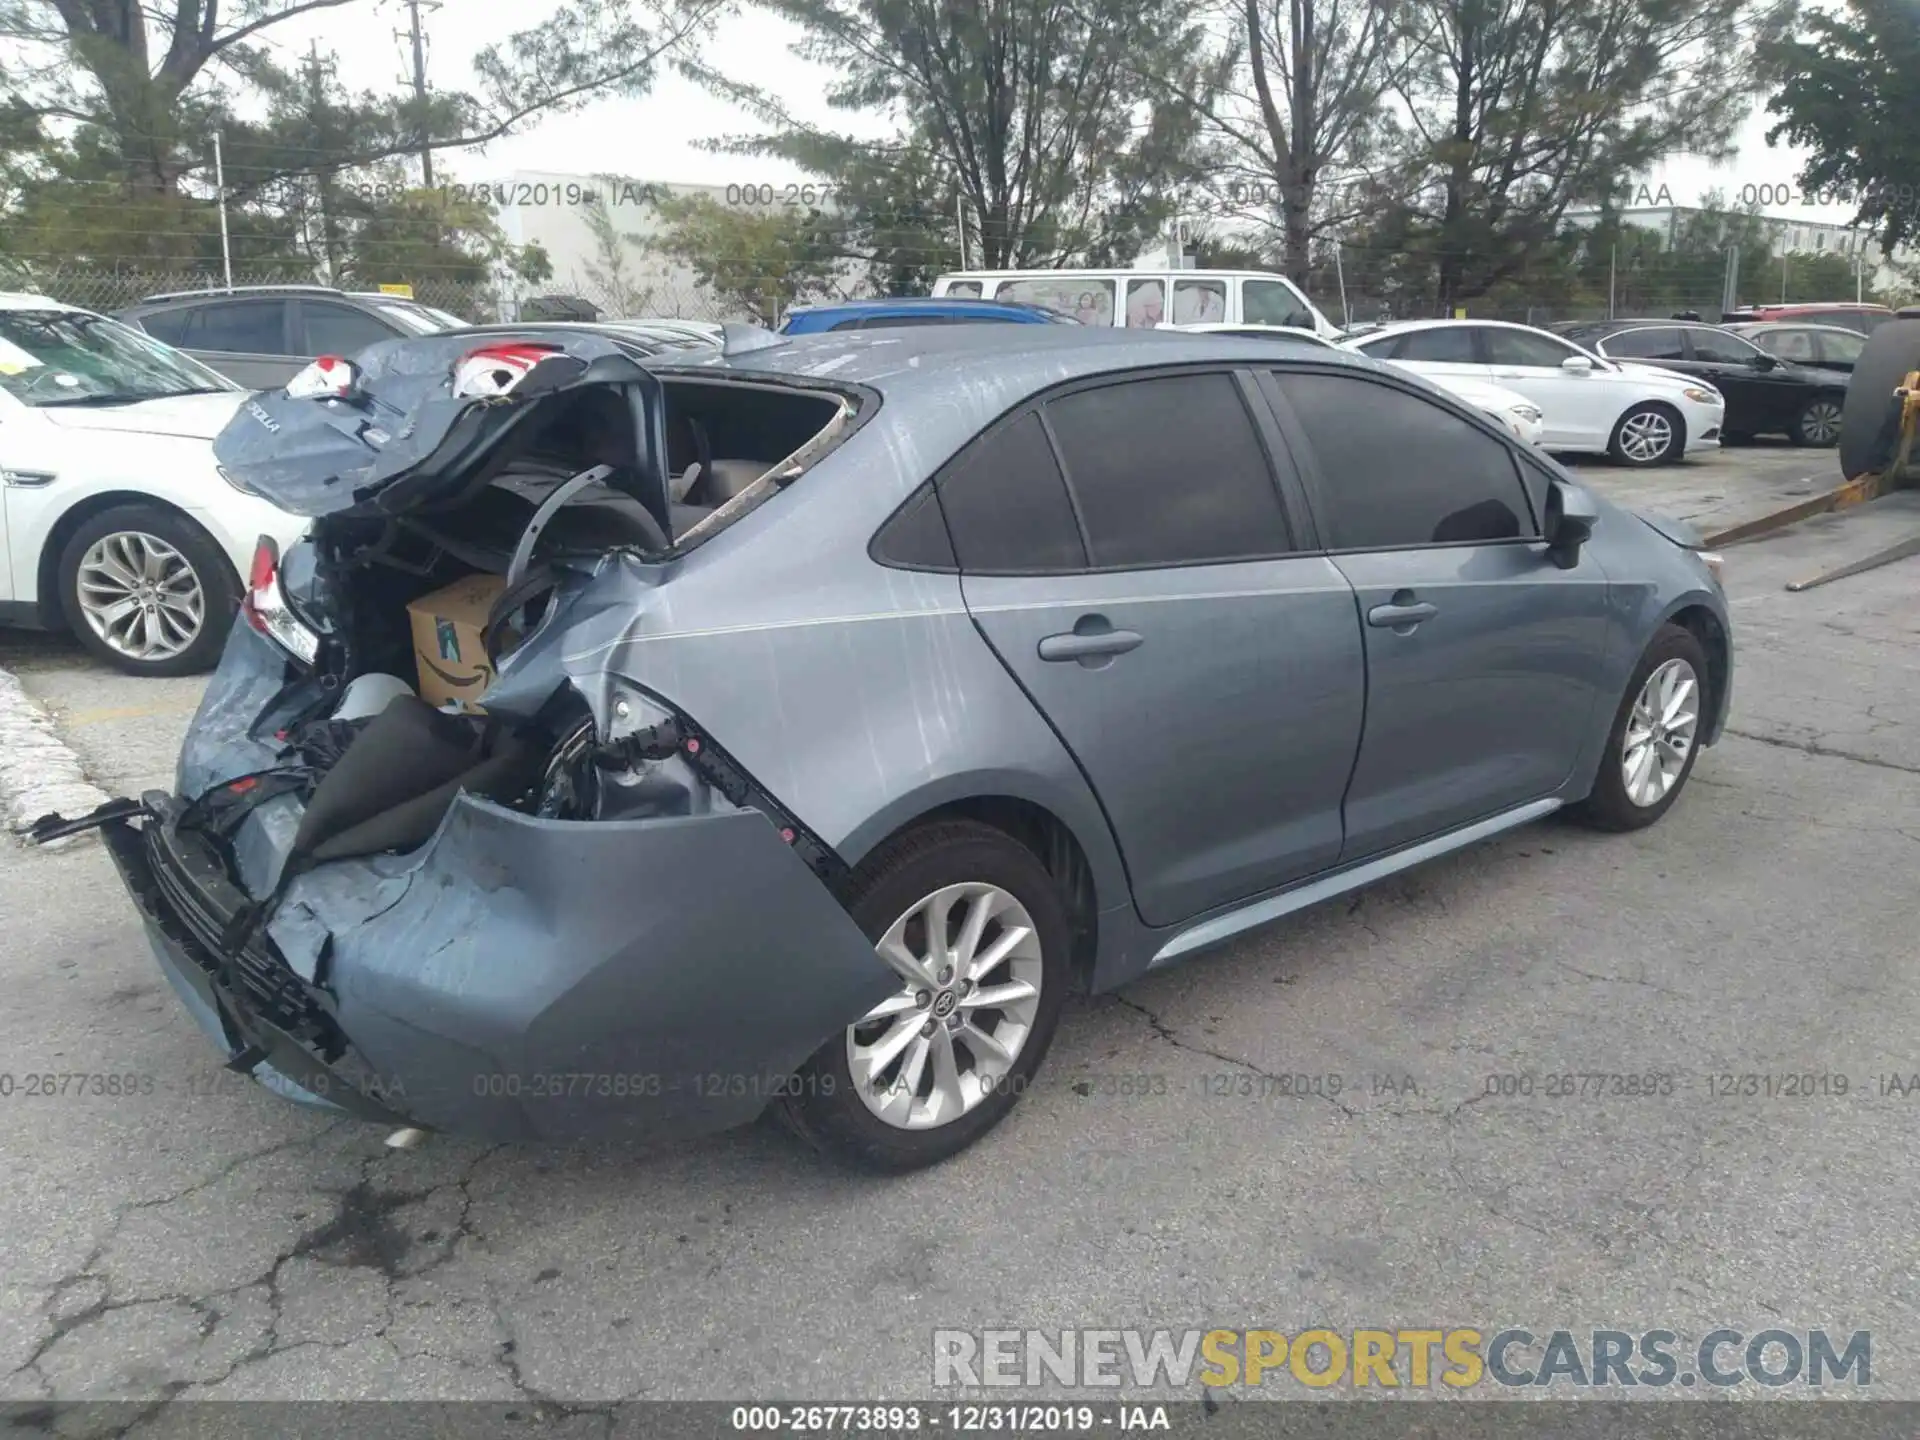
(31, 322, 1732, 1170)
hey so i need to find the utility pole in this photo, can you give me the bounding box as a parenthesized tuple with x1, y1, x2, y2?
(211, 131, 233, 292)
(398, 0, 440, 186)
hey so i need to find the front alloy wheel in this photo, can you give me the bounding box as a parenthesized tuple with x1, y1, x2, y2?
(57, 504, 241, 677)
(76, 531, 205, 665)
(1620, 658, 1700, 808)
(1609, 403, 1680, 466)
(1573, 623, 1710, 831)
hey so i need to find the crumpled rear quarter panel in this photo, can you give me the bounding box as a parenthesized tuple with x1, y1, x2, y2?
(286, 794, 894, 1143)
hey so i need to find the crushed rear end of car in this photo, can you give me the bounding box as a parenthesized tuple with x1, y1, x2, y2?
(30, 330, 898, 1144)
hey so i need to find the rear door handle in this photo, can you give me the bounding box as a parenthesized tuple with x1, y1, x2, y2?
(1367, 599, 1438, 629)
(1038, 617, 1143, 664)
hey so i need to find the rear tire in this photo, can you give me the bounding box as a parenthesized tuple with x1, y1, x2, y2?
(1571, 623, 1709, 832)
(56, 505, 241, 677)
(1790, 394, 1844, 448)
(1607, 402, 1683, 467)
(779, 820, 1072, 1172)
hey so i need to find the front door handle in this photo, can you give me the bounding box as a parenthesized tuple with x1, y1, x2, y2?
(1367, 596, 1438, 629)
(1038, 615, 1143, 665)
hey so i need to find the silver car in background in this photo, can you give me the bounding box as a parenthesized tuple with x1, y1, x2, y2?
(36, 324, 1732, 1172)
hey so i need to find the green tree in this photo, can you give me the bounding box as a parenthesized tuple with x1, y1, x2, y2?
(1761, 0, 1920, 253)
(645, 191, 847, 325)
(694, 0, 1221, 272)
(1362, 0, 1795, 311)
(0, 0, 723, 204)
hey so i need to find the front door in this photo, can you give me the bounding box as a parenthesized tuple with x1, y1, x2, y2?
(1481, 325, 1617, 449)
(939, 370, 1366, 927)
(1268, 366, 1612, 858)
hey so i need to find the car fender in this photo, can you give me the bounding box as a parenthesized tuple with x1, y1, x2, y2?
(4, 433, 307, 611)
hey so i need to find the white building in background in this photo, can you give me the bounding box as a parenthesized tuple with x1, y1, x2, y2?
(1562, 204, 1916, 296)
(485, 170, 862, 322)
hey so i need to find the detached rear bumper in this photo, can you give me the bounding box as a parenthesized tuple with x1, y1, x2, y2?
(98, 792, 894, 1144)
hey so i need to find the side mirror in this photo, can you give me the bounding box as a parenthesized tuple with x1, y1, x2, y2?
(1560, 354, 1595, 373)
(1543, 478, 1599, 570)
(1751, 352, 1778, 370)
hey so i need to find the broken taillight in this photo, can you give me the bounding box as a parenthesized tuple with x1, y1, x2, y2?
(240, 535, 320, 666)
(451, 342, 563, 399)
(285, 355, 358, 400)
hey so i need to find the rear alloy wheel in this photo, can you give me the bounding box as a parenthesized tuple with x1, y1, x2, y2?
(1608, 402, 1683, 467)
(780, 820, 1071, 1171)
(57, 505, 240, 676)
(1791, 396, 1844, 447)
(1572, 623, 1709, 831)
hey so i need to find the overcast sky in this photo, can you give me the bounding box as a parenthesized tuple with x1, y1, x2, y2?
(253, 0, 1859, 227)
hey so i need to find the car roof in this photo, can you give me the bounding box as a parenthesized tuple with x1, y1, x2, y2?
(1724, 320, 1866, 334)
(784, 296, 1063, 318)
(1342, 317, 1572, 337)
(131, 283, 346, 306)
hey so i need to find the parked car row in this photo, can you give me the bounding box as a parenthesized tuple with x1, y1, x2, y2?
(0, 273, 1867, 680)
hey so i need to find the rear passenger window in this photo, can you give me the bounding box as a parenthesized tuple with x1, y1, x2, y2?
(137, 310, 196, 345)
(1280, 372, 1533, 549)
(1394, 328, 1478, 362)
(936, 412, 1087, 572)
(1044, 372, 1292, 567)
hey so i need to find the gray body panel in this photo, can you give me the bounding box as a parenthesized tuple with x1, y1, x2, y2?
(962, 558, 1364, 926)
(83, 323, 1733, 1143)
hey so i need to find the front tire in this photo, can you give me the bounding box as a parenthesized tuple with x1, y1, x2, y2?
(56, 505, 241, 677)
(780, 820, 1072, 1172)
(1608, 402, 1684, 467)
(1571, 623, 1709, 832)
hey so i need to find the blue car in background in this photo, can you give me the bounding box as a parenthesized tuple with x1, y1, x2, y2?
(778, 297, 1077, 333)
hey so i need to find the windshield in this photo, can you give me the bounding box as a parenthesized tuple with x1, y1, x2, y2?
(374, 301, 466, 335)
(0, 310, 237, 407)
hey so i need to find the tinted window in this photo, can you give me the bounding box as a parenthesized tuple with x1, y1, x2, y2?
(193, 300, 286, 353)
(1484, 328, 1580, 367)
(827, 317, 867, 331)
(302, 301, 396, 355)
(936, 411, 1087, 571)
(1044, 372, 1292, 566)
(1353, 335, 1398, 358)
(1394, 327, 1478, 362)
(871, 483, 957, 569)
(1602, 327, 1687, 359)
(945, 281, 983, 298)
(1124, 278, 1166, 328)
(1688, 328, 1763, 363)
(1759, 328, 1817, 362)
(997, 277, 1113, 326)
(1244, 279, 1308, 326)
(1171, 278, 1227, 324)
(1818, 329, 1866, 363)
(1281, 372, 1532, 548)
(136, 309, 196, 346)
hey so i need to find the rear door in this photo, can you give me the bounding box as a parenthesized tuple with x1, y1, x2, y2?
(947, 368, 1366, 927)
(1812, 327, 1866, 373)
(1382, 326, 1492, 392)
(178, 298, 299, 387)
(1264, 366, 1611, 859)
(294, 298, 405, 359)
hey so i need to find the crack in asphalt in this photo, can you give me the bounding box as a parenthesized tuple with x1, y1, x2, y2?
(5, 1130, 559, 1406)
(1725, 726, 1920, 775)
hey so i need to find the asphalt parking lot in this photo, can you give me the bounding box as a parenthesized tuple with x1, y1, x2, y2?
(3, 440, 1918, 1405)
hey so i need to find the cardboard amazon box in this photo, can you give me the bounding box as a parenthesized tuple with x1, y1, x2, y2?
(407, 574, 509, 710)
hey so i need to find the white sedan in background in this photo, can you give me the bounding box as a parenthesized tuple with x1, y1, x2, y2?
(0, 294, 308, 676)
(1165, 322, 1546, 445)
(1336, 319, 1725, 467)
